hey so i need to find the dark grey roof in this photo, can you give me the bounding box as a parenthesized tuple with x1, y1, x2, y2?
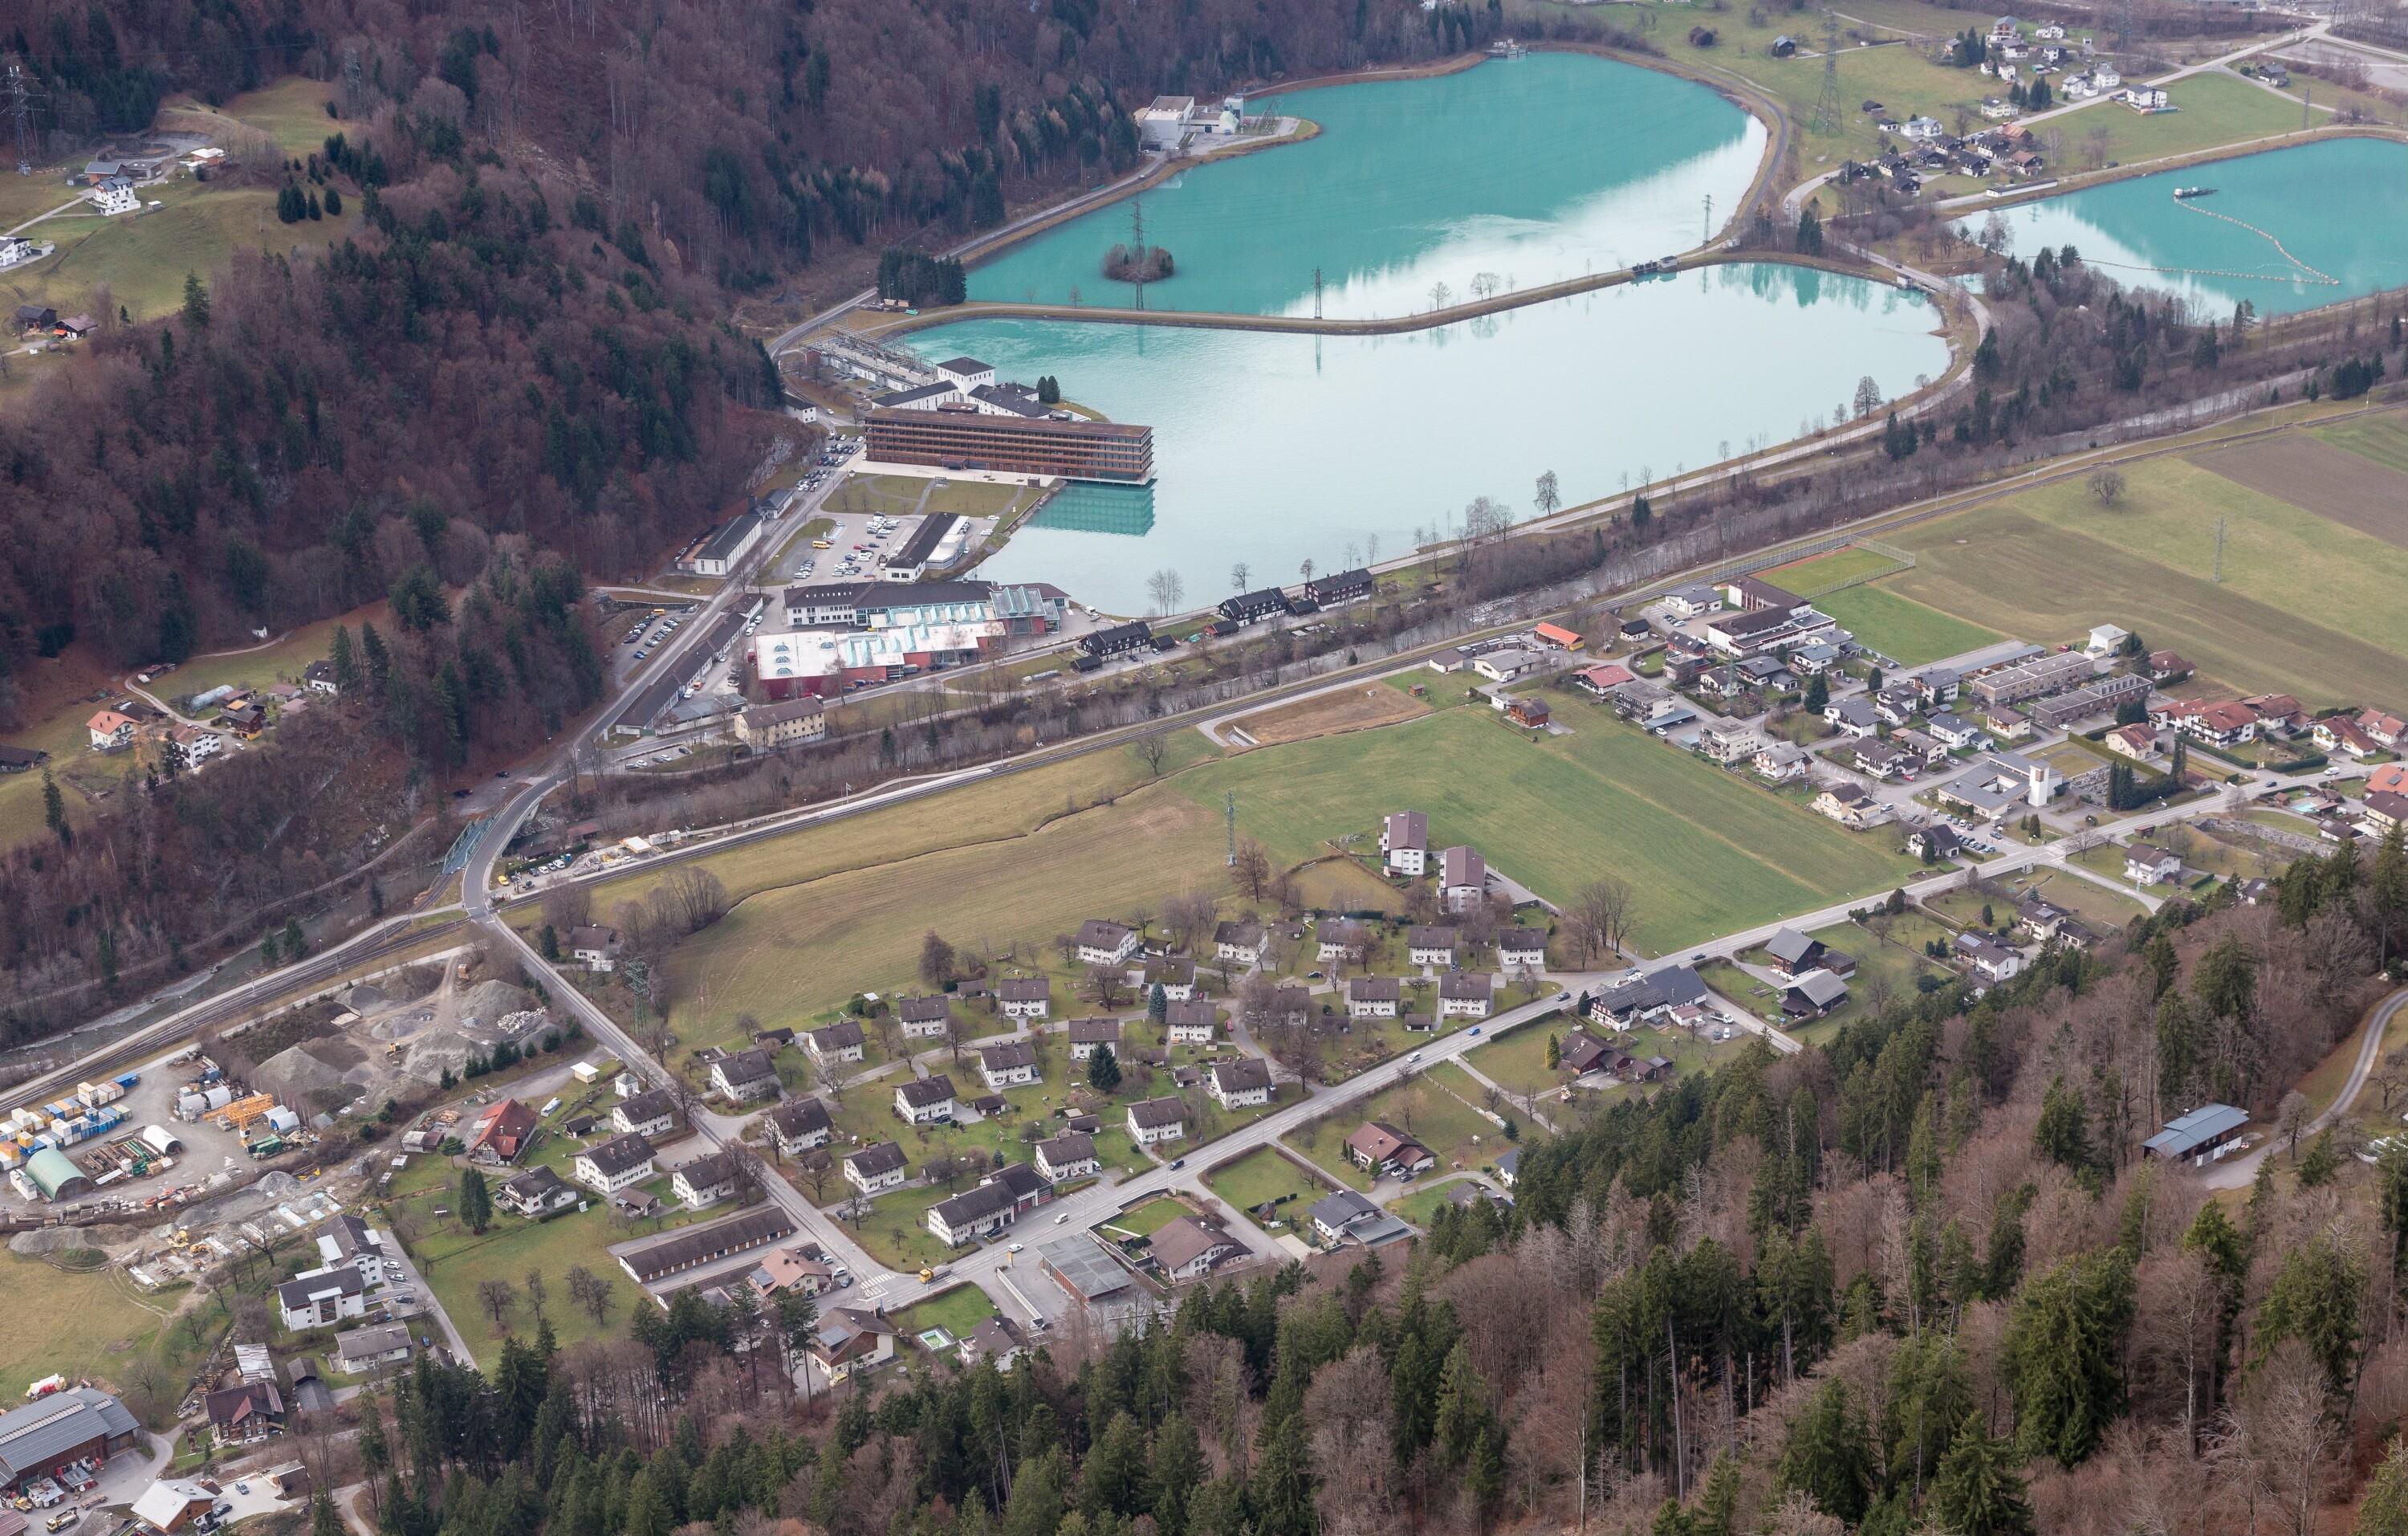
(618, 1207, 798, 1282)
(580, 1133, 656, 1177)
(769, 1098, 832, 1139)
(897, 995, 950, 1023)
(1308, 1188, 1379, 1228)
(1210, 1057, 1272, 1094)
(1039, 1132, 1096, 1165)
(1439, 972, 1491, 1000)
(1129, 1096, 1185, 1128)
(980, 1040, 1039, 1071)
(716, 1046, 778, 1085)
(333, 1323, 414, 1363)
(1593, 964, 1710, 1017)
(617, 1089, 675, 1123)
(1068, 1017, 1122, 1044)
(897, 1075, 957, 1108)
(276, 1265, 363, 1310)
(847, 1141, 907, 1176)
(0, 1389, 138, 1480)
(2144, 1103, 2248, 1158)
(1765, 927, 1819, 964)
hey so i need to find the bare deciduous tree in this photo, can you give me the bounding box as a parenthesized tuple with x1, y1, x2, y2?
(477, 1276, 519, 1331)
(1231, 841, 1273, 903)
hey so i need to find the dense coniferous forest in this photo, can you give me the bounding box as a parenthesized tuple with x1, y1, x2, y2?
(280, 836, 2407, 1536)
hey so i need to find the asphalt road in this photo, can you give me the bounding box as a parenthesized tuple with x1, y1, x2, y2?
(2202, 984, 2408, 1190)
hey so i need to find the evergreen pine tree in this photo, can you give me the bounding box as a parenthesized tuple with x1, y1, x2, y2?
(1774, 1377, 1872, 1522)
(1087, 1043, 1121, 1092)
(460, 1167, 494, 1233)
(1930, 1413, 2036, 1536)
(41, 770, 68, 846)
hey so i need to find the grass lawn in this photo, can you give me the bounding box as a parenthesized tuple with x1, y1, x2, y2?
(2075, 72, 2312, 169)
(161, 601, 395, 702)
(2316, 410, 2408, 475)
(162, 76, 340, 157)
(1812, 582, 2008, 666)
(0, 703, 117, 853)
(1287, 1066, 1505, 1190)
(837, 1182, 962, 1271)
(893, 1284, 999, 1343)
(1102, 1196, 1194, 1237)
(0, 1253, 210, 1421)
(1800, 918, 1949, 1034)
(391, 1184, 714, 1367)
(1205, 1146, 1335, 1226)
(1175, 708, 1922, 955)
(1883, 455, 2408, 707)
(829, 473, 1027, 520)
(3, 178, 364, 321)
(1465, 1016, 1571, 1101)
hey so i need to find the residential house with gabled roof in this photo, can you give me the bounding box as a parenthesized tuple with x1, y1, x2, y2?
(2125, 845, 2183, 886)
(978, 1039, 1040, 1090)
(1151, 1215, 1242, 1281)
(613, 1089, 676, 1138)
(1208, 1057, 1273, 1109)
(1214, 921, 1265, 964)
(572, 1133, 657, 1195)
(1382, 809, 1430, 875)
(997, 976, 1051, 1019)
(926, 1163, 1053, 1246)
(1345, 1122, 1436, 1180)
(1438, 972, 1492, 1018)
(767, 1097, 833, 1155)
(1406, 926, 1459, 966)
(1075, 919, 1141, 966)
(1348, 975, 1402, 1018)
(468, 1098, 540, 1165)
(1067, 1018, 1121, 1061)
(1141, 955, 1196, 998)
(1438, 846, 1488, 913)
(1126, 1096, 1186, 1144)
(896, 994, 954, 1040)
(1953, 932, 2024, 984)
(806, 1020, 867, 1066)
(894, 1074, 958, 1125)
(672, 1151, 742, 1210)
(1780, 969, 1851, 1018)
(710, 1048, 781, 1102)
(1035, 1132, 1100, 1183)
(1317, 919, 1369, 963)
(498, 1165, 578, 1217)
(1497, 927, 1546, 972)
(843, 1142, 909, 1194)
(1164, 997, 1221, 1043)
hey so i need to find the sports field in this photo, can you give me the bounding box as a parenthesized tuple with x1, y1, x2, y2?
(1763, 545, 1907, 594)
(1173, 708, 1921, 955)
(1812, 583, 2007, 666)
(1874, 454, 2408, 705)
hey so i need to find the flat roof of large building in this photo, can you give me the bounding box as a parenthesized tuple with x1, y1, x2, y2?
(1040, 1234, 1137, 1302)
(0, 1389, 137, 1482)
(866, 405, 1152, 441)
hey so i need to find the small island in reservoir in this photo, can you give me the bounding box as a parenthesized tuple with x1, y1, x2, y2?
(1103, 242, 1174, 283)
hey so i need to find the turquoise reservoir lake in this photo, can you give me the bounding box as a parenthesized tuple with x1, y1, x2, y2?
(907, 267, 1950, 613)
(1969, 137, 2408, 317)
(970, 53, 1767, 320)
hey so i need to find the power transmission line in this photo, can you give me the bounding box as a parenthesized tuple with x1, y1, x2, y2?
(1224, 791, 1237, 866)
(1312, 266, 1323, 320)
(6, 60, 41, 177)
(1812, 10, 1842, 135)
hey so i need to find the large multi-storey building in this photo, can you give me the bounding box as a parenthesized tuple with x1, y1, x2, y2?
(864, 406, 1153, 482)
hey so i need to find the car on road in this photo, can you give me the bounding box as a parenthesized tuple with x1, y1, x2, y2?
(1169, 1158, 1186, 1169)
(1407, 1051, 1424, 1064)
(1054, 1212, 1069, 1223)
(1468, 1026, 1482, 1037)
(235, 1484, 251, 1497)
(1007, 1243, 1023, 1253)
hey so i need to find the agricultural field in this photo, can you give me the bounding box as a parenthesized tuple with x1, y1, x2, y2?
(2192, 431, 2408, 552)
(1876, 454, 2408, 705)
(1174, 708, 1922, 955)
(2316, 409, 2408, 476)
(1226, 683, 1430, 747)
